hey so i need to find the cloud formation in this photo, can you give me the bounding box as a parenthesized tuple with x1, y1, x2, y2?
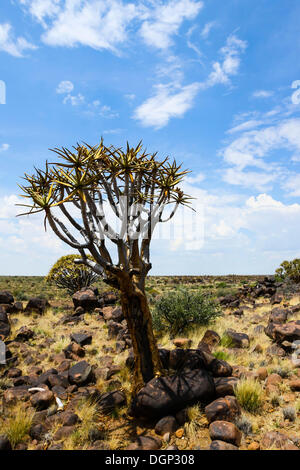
(133, 82, 200, 128)
(0, 22, 36, 57)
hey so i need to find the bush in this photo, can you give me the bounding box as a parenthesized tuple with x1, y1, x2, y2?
(46, 254, 99, 295)
(282, 406, 296, 422)
(275, 259, 300, 283)
(235, 415, 253, 436)
(235, 378, 263, 413)
(152, 288, 221, 337)
(213, 350, 230, 361)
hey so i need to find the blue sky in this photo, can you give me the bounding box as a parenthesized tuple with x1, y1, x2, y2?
(1, 0, 300, 275)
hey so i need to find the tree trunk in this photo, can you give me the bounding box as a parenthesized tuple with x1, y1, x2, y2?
(119, 277, 163, 394)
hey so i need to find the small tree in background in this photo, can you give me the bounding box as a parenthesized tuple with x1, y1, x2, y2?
(46, 254, 99, 294)
(19, 139, 192, 393)
(275, 259, 300, 283)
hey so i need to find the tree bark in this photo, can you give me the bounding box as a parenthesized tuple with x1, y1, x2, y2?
(119, 275, 163, 394)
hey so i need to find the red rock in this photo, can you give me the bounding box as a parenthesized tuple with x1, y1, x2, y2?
(205, 396, 241, 423)
(209, 420, 242, 446)
(126, 436, 162, 450)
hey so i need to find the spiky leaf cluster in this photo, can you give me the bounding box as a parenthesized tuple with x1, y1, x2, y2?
(46, 254, 99, 294)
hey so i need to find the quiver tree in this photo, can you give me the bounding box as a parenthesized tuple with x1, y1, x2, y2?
(19, 139, 193, 393)
(46, 254, 100, 294)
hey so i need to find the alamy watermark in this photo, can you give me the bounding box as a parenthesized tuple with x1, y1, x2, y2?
(0, 80, 6, 104)
(0, 340, 6, 364)
(291, 80, 300, 105)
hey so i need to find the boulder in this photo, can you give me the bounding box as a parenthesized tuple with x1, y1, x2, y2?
(61, 412, 81, 427)
(269, 308, 288, 324)
(36, 369, 58, 387)
(0, 306, 10, 339)
(127, 436, 162, 450)
(12, 302, 23, 313)
(47, 373, 69, 389)
(254, 367, 268, 381)
(29, 424, 47, 441)
(15, 326, 34, 342)
(272, 321, 300, 344)
(260, 431, 299, 450)
(7, 367, 22, 378)
(0, 435, 12, 450)
(68, 361, 93, 386)
(210, 440, 239, 450)
(99, 291, 118, 307)
(289, 379, 300, 391)
(0, 321, 10, 340)
(219, 295, 239, 307)
(209, 420, 242, 446)
(25, 298, 50, 314)
(214, 377, 238, 397)
(30, 390, 54, 410)
(0, 291, 14, 304)
(3, 387, 30, 405)
(155, 416, 178, 435)
(198, 330, 221, 352)
(63, 342, 85, 359)
(271, 293, 283, 305)
(53, 426, 77, 441)
(226, 329, 250, 348)
(130, 369, 216, 418)
(70, 332, 92, 346)
(173, 338, 192, 348)
(205, 396, 241, 423)
(265, 373, 282, 395)
(72, 288, 99, 312)
(102, 306, 123, 322)
(98, 390, 126, 413)
(107, 321, 124, 339)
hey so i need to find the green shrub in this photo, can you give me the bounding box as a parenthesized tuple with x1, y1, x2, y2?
(152, 288, 221, 337)
(275, 259, 300, 283)
(46, 254, 99, 294)
(216, 281, 228, 289)
(213, 350, 230, 361)
(235, 378, 263, 413)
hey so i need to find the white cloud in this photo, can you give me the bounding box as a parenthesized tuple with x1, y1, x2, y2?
(56, 80, 74, 94)
(99, 105, 119, 118)
(0, 23, 36, 57)
(227, 120, 264, 134)
(2, 189, 300, 275)
(0, 143, 9, 152)
(134, 34, 247, 129)
(18, 0, 203, 54)
(205, 34, 247, 87)
(19, 0, 61, 25)
(282, 175, 300, 197)
(0, 194, 68, 274)
(200, 21, 216, 39)
(222, 118, 300, 171)
(185, 172, 205, 184)
(63, 93, 85, 106)
(41, 0, 138, 53)
(252, 90, 273, 98)
(124, 93, 135, 101)
(140, 0, 203, 50)
(222, 168, 277, 191)
(133, 82, 200, 128)
(103, 128, 123, 135)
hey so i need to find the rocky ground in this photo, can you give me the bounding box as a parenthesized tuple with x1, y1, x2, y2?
(0, 275, 300, 451)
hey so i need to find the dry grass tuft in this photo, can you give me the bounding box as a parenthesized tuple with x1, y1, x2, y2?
(235, 378, 264, 414)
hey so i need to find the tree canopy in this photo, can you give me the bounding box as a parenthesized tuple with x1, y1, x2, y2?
(19, 140, 193, 287)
